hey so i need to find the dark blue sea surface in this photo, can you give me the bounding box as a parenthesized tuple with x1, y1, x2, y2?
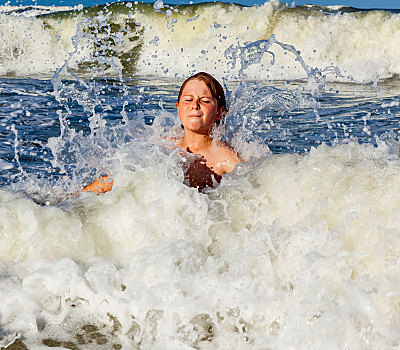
(1, 76, 400, 187)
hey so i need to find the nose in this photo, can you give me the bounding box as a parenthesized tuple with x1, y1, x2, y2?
(191, 98, 200, 109)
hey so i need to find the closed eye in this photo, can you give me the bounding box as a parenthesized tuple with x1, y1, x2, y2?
(201, 98, 216, 104)
(180, 96, 215, 103)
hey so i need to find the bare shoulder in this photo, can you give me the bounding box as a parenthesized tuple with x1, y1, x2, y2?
(213, 141, 242, 173)
(164, 136, 182, 150)
(214, 141, 242, 159)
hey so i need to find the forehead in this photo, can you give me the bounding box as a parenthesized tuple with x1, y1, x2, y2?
(181, 79, 213, 96)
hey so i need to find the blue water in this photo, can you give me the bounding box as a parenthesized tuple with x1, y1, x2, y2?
(2, 77, 400, 188)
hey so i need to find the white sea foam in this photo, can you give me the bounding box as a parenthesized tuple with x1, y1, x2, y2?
(0, 13, 87, 78)
(382, 100, 400, 108)
(1, 140, 400, 348)
(0, 1, 400, 82)
(135, 1, 400, 82)
(0, 5, 73, 17)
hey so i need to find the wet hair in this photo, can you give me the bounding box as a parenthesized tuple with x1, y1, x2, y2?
(177, 72, 226, 111)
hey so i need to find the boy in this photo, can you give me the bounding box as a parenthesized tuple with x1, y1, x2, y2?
(83, 72, 241, 193)
(172, 72, 241, 191)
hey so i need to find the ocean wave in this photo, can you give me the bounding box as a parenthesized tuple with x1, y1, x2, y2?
(0, 1, 400, 82)
(1, 140, 400, 348)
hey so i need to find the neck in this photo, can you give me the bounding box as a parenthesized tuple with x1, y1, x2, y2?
(180, 129, 212, 150)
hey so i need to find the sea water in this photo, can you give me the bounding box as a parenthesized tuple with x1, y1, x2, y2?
(0, 1, 400, 349)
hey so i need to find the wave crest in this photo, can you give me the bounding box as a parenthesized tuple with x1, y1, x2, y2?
(0, 1, 399, 82)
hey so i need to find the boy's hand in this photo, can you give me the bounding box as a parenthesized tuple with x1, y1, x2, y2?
(82, 176, 113, 194)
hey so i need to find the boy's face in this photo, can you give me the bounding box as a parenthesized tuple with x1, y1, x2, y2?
(176, 79, 223, 135)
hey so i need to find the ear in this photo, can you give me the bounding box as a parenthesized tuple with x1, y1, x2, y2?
(176, 101, 179, 108)
(216, 106, 226, 120)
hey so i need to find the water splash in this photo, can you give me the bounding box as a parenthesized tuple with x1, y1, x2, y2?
(10, 124, 27, 180)
(225, 34, 356, 90)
